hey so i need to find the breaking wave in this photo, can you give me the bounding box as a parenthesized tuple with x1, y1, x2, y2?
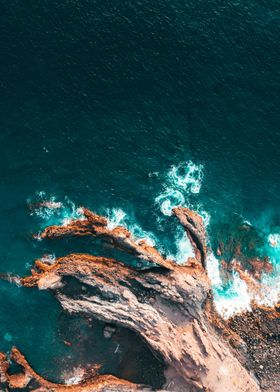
(170, 230, 195, 264)
(29, 162, 280, 319)
(106, 208, 157, 247)
(206, 253, 251, 318)
(206, 237, 280, 319)
(155, 161, 204, 217)
(28, 191, 84, 228)
(155, 160, 210, 267)
(155, 160, 280, 318)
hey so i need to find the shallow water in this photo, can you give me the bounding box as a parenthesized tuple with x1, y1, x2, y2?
(0, 0, 280, 385)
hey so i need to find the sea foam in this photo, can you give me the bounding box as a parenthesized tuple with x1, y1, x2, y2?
(29, 192, 84, 228)
(106, 208, 157, 247)
(155, 160, 204, 216)
(155, 160, 280, 318)
(30, 164, 280, 319)
(205, 252, 251, 318)
(155, 160, 209, 266)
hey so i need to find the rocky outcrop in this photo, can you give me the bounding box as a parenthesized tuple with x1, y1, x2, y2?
(6, 206, 263, 392)
(40, 207, 174, 270)
(0, 348, 144, 391)
(172, 207, 207, 267)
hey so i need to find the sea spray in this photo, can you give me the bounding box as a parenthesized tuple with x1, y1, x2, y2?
(106, 208, 127, 230)
(205, 252, 252, 318)
(29, 192, 85, 228)
(106, 208, 157, 247)
(212, 273, 252, 319)
(206, 231, 280, 318)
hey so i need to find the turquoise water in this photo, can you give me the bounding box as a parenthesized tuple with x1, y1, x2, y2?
(1, 0, 280, 385)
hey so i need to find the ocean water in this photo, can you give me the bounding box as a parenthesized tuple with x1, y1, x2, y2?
(0, 0, 280, 386)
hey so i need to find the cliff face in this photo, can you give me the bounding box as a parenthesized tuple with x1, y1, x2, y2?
(1, 205, 276, 392)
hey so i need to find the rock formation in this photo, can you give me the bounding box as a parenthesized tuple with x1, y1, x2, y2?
(172, 207, 207, 267)
(39, 207, 174, 270)
(0, 347, 144, 391)
(2, 205, 277, 391)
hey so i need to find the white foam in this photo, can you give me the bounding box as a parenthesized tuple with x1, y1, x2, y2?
(107, 208, 127, 230)
(168, 161, 204, 193)
(62, 367, 85, 385)
(213, 272, 252, 319)
(155, 160, 212, 266)
(41, 254, 56, 265)
(170, 232, 195, 264)
(268, 233, 280, 248)
(198, 208, 211, 227)
(106, 208, 157, 247)
(155, 188, 185, 216)
(30, 193, 84, 228)
(132, 225, 157, 247)
(155, 161, 204, 216)
(206, 253, 252, 319)
(206, 253, 223, 287)
(208, 247, 280, 318)
(243, 220, 252, 226)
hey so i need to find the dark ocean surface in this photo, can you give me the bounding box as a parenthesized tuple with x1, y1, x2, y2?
(0, 0, 280, 386)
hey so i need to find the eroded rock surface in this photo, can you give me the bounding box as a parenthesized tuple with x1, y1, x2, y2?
(172, 207, 207, 267)
(3, 204, 280, 391)
(40, 208, 174, 270)
(6, 206, 264, 392)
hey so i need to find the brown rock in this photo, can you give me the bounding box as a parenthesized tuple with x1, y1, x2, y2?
(18, 207, 261, 392)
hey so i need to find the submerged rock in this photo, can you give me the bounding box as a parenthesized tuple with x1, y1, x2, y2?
(103, 325, 116, 339)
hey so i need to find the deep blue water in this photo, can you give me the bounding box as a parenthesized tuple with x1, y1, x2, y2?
(0, 0, 280, 386)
